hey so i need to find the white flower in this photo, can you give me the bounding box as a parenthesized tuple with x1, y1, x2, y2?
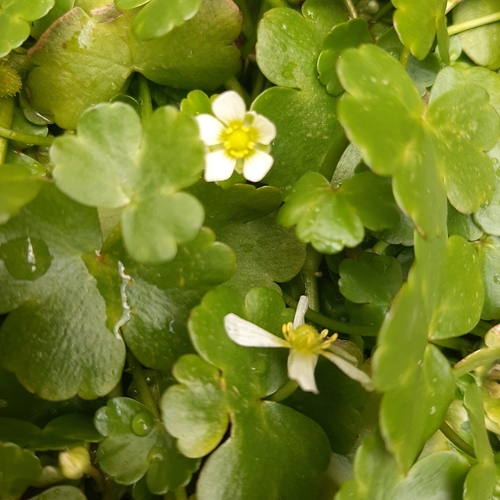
(195, 91, 276, 183)
(224, 296, 374, 394)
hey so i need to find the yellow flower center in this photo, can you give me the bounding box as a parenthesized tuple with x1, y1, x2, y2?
(221, 121, 257, 159)
(282, 323, 338, 354)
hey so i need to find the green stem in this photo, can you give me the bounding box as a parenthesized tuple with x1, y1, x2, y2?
(174, 487, 188, 500)
(85, 464, 106, 492)
(250, 68, 266, 102)
(399, 46, 411, 69)
(431, 337, 468, 352)
(373, 2, 393, 21)
(138, 74, 153, 121)
(439, 421, 476, 458)
(268, 379, 299, 401)
(372, 241, 389, 255)
(342, 0, 358, 19)
(300, 245, 322, 312)
(223, 76, 251, 107)
(232, 0, 254, 39)
(283, 293, 379, 336)
(0, 97, 15, 162)
(448, 11, 500, 36)
(126, 351, 160, 418)
(0, 125, 54, 147)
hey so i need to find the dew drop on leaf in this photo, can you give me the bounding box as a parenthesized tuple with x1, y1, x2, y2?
(493, 275, 500, 285)
(131, 411, 155, 436)
(0, 236, 53, 280)
(0, 399, 8, 408)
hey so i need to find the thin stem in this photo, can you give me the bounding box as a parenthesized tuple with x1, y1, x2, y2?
(0, 125, 54, 147)
(448, 11, 500, 36)
(439, 421, 476, 458)
(300, 245, 322, 312)
(126, 351, 160, 418)
(283, 293, 379, 336)
(232, 0, 254, 39)
(342, 0, 358, 19)
(250, 68, 266, 102)
(372, 241, 389, 255)
(86, 464, 106, 491)
(373, 2, 393, 21)
(138, 74, 153, 121)
(0, 97, 15, 162)
(399, 46, 411, 69)
(174, 487, 188, 500)
(223, 76, 251, 107)
(268, 379, 299, 401)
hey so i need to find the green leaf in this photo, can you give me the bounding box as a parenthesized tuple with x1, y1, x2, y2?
(0, 442, 41, 500)
(0, 164, 42, 225)
(0, 184, 125, 400)
(51, 103, 205, 263)
(338, 252, 403, 330)
(253, 5, 348, 189)
(337, 45, 499, 234)
(317, 18, 372, 96)
(0, 0, 55, 58)
(116, 228, 236, 371)
(190, 182, 305, 294)
(161, 354, 228, 458)
(163, 286, 331, 499)
(336, 430, 401, 500)
(277, 170, 398, 254)
(392, 0, 447, 60)
(463, 383, 496, 499)
(475, 236, 500, 320)
(453, 0, 500, 70)
(95, 397, 199, 493)
(26, 0, 241, 129)
(28, 486, 87, 500)
(129, 0, 202, 39)
(31, 0, 75, 40)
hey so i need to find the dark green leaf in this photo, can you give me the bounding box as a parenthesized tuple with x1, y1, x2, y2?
(0, 185, 125, 400)
(29, 486, 87, 500)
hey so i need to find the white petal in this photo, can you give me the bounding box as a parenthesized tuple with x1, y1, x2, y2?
(328, 344, 357, 364)
(242, 150, 274, 182)
(204, 150, 236, 182)
(212, 91, 246, 125)
(321, 351, 374, 391)
(293, 295, 309, 329)
(224, 314, 290, 348)
(195, 114, 225, 146)
(287, 351, 319, 393)
(249, 112, 276, 145)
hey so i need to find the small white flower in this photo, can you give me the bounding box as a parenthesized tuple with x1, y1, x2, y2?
(224, 296, 374, 394)
(195, 91, 276, 183)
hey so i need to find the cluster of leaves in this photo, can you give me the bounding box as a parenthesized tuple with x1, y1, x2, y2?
(2, 0, 500, 499)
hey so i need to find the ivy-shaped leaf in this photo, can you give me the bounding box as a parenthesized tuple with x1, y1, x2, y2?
(337, 45, 499, 236)
(116, 0, 202, 40)
(0, 184, 125, 400)
(0, 164, 42, 225)
(392, 0, 448, 60)
(51, 102, 205, 263)
(26, 0, 242, 129)
(338, 251, 403, 330)
(0, 442, 42, 499)
(0, 0, 55, 58)
(162, 286, 331, 499)
(277, 170, 398, 254)
(317, 18, 372, 96)
(95, 397, 199, 495)
(114, 227, 236, 371)
(372, 234, 483, 471)
(189, 182, 306, 294)
(252, 2, 349, 189)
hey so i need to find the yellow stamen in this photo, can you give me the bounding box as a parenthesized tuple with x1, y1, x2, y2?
(219, 119, 259, 160)
(282, 322, 337, 354)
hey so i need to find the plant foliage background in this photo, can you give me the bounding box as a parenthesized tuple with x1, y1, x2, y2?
(1, 0, 500, 498)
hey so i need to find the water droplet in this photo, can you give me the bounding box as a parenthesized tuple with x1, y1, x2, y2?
(493, 275, 500, 284)
(332, 182, 341, 190)
(492, 158, 498, 165)
(131, 411, 155, 436)
(0, 237, 53, 280)
(0, 399, 8, 408)
(430, 406, 436, 415)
